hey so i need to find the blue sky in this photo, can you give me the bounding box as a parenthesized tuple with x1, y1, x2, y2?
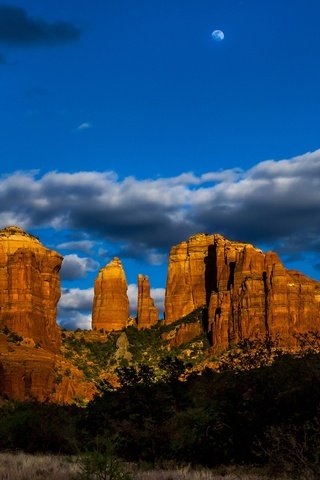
(1, 0, 320, 328)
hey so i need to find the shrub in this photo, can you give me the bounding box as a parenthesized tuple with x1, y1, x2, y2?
(75, 437, 133, 480)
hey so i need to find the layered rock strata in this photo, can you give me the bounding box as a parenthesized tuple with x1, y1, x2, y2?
(165, 233, 320, 351)
(92, 257, 129, 331)
(209, 238, 320, 351)
(0, 226, 62, 352)
(136, 274, 159, 329)
(165, 233, 215, 324)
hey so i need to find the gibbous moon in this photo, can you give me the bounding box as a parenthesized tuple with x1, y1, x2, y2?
(211, 30, 224, 42)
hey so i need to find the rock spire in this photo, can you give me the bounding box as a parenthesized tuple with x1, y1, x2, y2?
(92, 257, 129, 331)
(136, 274, 159, 329)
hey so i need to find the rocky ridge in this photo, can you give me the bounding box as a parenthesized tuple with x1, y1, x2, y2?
(0, 226, 320, 405)
(165, 233, 320, 351)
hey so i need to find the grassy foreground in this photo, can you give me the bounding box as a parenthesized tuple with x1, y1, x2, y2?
(0, 453, 284, 480)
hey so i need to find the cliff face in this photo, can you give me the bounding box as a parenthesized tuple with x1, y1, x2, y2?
(136, 274, 159, 329)
(165, 234, 215, 324)
(0, 226, 62, 353)
(209, 239, 320, 351)
(165, 233, 320, 351)
(0, 334, 96, 404)
(92, 257, 129, 331)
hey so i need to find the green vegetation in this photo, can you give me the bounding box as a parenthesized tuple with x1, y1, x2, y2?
(2, 311, 320, 477)
(1, 344, 320, 477)
(75, 437, 133, 480)
(0, 325, 23, 343)
(60, 331, 119, 382)
(60, 309, 209, 383)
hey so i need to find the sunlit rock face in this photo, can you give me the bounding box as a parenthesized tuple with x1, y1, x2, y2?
(0, 226, 62, 353)
(92, 257, 129, 331)
(164, 233, 216, 324)
(136, 274, 159, 329)
(164, 233, 320, 350)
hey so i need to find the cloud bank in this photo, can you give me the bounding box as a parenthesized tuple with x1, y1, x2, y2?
(60, 254, 99, 281)
(0, 4, 81, 45)
(1, 149, 320, 260)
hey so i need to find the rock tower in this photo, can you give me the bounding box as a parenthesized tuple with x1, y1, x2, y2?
(92, 257, 129, 331)
(136, 274, 158, 329)
(0, 226, 62, 352)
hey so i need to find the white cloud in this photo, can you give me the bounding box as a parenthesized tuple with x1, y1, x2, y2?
(127, 283, 138, 313)
(59, 312, 92, 330)
(59, 287, 94, 310)
(58, 287, 93, 329)
(60, 254, 99, 280)
(77, 122, 92, 131)
(150, 287, 165, 313)
(1, 148, 320, 261)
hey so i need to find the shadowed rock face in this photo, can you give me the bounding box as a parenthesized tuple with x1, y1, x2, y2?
(92, 257, 129, 331)
(0, 334, 96, 404)
(0, 226, 62, 353)
(136, 274, 159, 329)
(164, 233, 320, 350)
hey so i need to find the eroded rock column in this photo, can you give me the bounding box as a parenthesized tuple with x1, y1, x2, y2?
(137, 274, 158, 329)
(92, 257, 129, 331)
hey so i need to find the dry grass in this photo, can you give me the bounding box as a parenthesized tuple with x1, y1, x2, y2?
(135, 464, 279, 480)
(0, 452, 77, 480)
(0, 453, 286, 480)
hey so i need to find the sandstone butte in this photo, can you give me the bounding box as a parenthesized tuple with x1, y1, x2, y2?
(92, 257, 130, 331)
(136, 274, 159, 329)
(165, 233, 320, 351)
(0, 226, 96, 404)
(0, 225, 62, 352)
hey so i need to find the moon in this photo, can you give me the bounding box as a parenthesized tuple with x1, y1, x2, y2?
(211, 30, 224, 42)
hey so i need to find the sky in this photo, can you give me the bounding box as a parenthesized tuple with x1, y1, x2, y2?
(1, 0, 320, 329)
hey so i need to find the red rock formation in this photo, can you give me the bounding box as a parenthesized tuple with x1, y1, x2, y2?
(92, 257, 129, 331)
(165, 233, 320, 351)
(162, 321, 203, 348)
(0, 334, 96, 404)
(0, 226, 62, 352)
(136, 274, 159, 329)
(209, 238, 320, 351)
(164, 233, 215, 324)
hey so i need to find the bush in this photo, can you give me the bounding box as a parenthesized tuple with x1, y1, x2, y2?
(75, 437, 133, 480)
(261, 417, 320, 479)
